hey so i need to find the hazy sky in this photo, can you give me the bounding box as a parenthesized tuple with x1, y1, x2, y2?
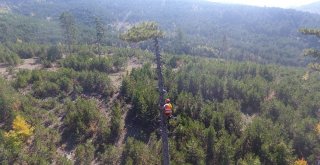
(208, 0, 319, 8)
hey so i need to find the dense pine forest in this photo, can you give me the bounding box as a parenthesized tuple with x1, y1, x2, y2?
(0, 0, 320, 164)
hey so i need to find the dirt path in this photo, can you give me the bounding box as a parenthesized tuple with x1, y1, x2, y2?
(108, 58, 142, 163)
(109, 57, 141, 89)
(105, 57, 142, 121)
(17, 58, 41, 70)
(115, 102, 133, 147)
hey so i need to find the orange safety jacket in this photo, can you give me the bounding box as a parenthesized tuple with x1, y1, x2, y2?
(164, 103, 173, 115)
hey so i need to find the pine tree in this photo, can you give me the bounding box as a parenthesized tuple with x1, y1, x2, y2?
(59, 12, 77, 55)
(121, 22, 170, 165)
(299, 28, 320, 71)
(206, 126, 215, 165)
(109, 101, 122, 143)
(0, 22, 9, 42)
(95, 17, 105, 57)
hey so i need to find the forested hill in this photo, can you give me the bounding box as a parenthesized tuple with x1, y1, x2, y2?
(2, 0, 320, 66)
(1, 0, 320, 164)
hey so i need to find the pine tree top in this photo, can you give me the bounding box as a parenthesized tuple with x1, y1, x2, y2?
(121, 22, 164, 42)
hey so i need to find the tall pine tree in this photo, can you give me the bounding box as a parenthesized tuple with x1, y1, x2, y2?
(95, 17, 105, 57)
(59, 12, 77, 55)
(121, 22, 170, 165)
(299, 28, 320, 71)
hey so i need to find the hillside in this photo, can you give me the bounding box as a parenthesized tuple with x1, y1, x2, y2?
(0, 47, 320, 164)
(2, 0, 320, 66)
(1, 0, 320, 164)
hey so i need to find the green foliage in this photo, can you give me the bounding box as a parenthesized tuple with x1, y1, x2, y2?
(240, 118, 294, 164)
(172, 59, 271, 114)
(0, 13, 61, 43)
(64, 98, 105, 143)
(46, 45, 62, 62)
(60, 12, 77, 54)
(14, 68, 113, 98)
(56, 157, 73, 165)
(121, 64, 159, 129)
(0, 45, 20, 66)
(77, 71, 113, 96)
(1, 1, 320, 161)
(98, 145, 120, 165)
(75, 140, 95, 165)
(95, 17, 105, 56)
(206, 126, 215, 165)
(300, 28, 320, 71)
(33, 81, 60, 98)
(121, 22, 164, 42)
(24, 125, 60, 164)
(0, 130, 21, 165)
(109, 102, 122, 143)
(119, 56, 320, 164)
(60, 46, 129, 73)
(14, 70, 32, 88)
(61, 55, 113, 73)
(1, 51, 320, 164)
(3, 0, 320, 65)
(5, 43, 46, 59)
(185, 137, 205, 165)
(0, 78, 20, 128)
(123, 137, 159, 165)
(238, 154, 261, 165)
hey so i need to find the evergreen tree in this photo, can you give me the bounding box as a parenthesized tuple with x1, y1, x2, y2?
(299, 28, 320, 71)
(59, 12, 77, 55)
(109, 101, 122, 143)
(121, 22, 169, 165)
(95, 17, 105, 57)
(0, 23, 9, 42)
(206, 126, 215, 165)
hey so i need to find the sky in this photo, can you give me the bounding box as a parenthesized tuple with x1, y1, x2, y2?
(208, 0, 319, 8)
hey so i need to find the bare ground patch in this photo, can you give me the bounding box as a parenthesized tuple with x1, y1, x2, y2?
(17, 58, 41, 70)
(265, 90, 276, 101)
(0, 58, 42, 79)
(109, 57, 142, 89)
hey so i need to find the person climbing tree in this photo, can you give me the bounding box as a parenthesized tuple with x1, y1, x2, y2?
(164, 98, 173, 119)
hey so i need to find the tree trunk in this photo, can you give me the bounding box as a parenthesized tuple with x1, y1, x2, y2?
(154, 37, 170, 165)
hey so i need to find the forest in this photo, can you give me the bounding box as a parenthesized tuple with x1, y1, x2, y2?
(2, 0, 320, 65)
(0, 0, 320, 164)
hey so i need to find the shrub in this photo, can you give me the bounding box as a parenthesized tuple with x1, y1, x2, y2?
(32, 81, 60, 98)
(14, 70, 32, 88)
(64, 99, 100, 142)
(4, 115, 34, 146)
(17, 47, 34, 59)
(109, 102, 122, 143)
(75, 141, 95, 165)
(46, 45, 62, 62)
(0, 79, 18, 127)
(0, 46, 21, 66)
(77, 71, 113, 96)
